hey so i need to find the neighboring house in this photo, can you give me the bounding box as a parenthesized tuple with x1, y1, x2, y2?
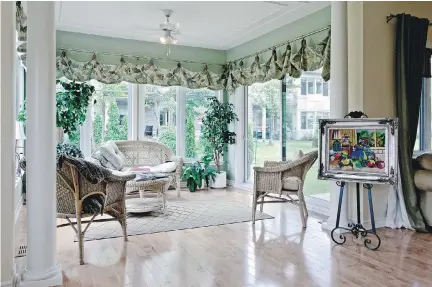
(294, 71, 330, 140)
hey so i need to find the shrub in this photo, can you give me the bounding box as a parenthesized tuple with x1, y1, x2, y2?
(158, 126, 176, 153)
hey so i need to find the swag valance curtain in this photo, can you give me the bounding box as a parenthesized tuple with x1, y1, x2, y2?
(16, 1, 331, 93)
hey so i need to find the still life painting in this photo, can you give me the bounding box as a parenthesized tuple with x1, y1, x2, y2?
(328, 129, 386, 173)
(318, 118, 398, 184)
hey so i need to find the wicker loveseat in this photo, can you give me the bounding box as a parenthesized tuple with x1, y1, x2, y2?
(114, 140, 183, 197)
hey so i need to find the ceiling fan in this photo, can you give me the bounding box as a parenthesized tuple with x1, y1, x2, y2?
(159, 9, 180, 56)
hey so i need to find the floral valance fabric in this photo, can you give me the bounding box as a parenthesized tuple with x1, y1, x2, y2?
(16, 1, 331, 93)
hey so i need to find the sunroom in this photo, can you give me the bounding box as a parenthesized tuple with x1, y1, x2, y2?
(3, 1, 432, 286)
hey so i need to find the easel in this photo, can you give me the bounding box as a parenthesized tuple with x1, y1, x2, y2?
(330, 111, 381, 250)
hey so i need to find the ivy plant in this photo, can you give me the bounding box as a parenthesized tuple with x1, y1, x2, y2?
(56, 142, 84, 158)
(17, 80, 95, 136)
(202, 98, 238, 171)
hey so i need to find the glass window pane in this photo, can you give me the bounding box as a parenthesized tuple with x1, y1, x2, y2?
(307, 78, 314, 94)
(89, 80, 129, 151)
(316, 79, 323, 94)
(286, 72, 330, 197)
(301, 78, 307, 95)
(323, 81, 329, 97)
(143, 85, 177, 154)
(247, 79, 281, 181)
(301, 111, 307, 129)
(185, 88, 218, 159)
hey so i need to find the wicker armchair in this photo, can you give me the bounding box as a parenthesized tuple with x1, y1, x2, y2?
(20, 158, 135, 265)
(252, 150, 318, 228)
(114, 140, 183, 197)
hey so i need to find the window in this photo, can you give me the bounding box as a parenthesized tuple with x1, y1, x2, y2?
(89, 80, 129, 151)
(301, 78, 307, 95)
(301, 111, 307, 129)
(416, 57, 432, 152)
(316, 79, 323, 94)
(307, 78, 314, 95)
(323, 81, 329, 97)
(246, 79, 282, 181)
(185, 88, 218, 159)
(143, 85, 177, 153)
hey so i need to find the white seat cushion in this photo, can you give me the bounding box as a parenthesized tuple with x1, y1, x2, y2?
(149, 162, 177, 173)
(282, 176, 301, 191)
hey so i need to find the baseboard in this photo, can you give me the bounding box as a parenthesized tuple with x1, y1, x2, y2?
(15, 194, 23, 225)
(361, 219, 386, 230)
(1, 280, 13, 287)
(227, 179, 235, 186)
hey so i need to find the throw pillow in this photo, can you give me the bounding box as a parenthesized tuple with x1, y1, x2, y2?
(417, 153, 432, 171)
(91, 150, 113, 169)
(99, 141, 126, 170)
(149, 161, 177, 173)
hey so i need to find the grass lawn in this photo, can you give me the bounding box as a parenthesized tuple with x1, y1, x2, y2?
(249, 140, 330, 196)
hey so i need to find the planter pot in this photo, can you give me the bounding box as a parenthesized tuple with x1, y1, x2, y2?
(211, 171, 226, 189)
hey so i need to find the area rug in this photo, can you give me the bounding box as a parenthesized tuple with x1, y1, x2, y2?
(77, 198, 274, 242)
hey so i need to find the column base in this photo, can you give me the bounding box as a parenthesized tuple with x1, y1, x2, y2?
(21, 263, 62, 287)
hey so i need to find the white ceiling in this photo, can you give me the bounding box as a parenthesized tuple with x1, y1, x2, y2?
(55, 1, 330, 50)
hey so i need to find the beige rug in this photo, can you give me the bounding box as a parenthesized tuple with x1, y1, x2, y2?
(77, 197, 274, 242)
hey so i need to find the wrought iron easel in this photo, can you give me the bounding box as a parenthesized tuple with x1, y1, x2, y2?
(330, 111, 381, 251)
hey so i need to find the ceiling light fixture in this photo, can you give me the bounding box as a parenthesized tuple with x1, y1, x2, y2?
(159, 9, 180, 56)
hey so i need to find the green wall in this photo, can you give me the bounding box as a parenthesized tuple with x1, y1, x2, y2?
(56, 31, 226, 73)
(226, 7, 331, 65)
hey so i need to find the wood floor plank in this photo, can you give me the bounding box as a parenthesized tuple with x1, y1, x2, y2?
(14, 187, 432, 287)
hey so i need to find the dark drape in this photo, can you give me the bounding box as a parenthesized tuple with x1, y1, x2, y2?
(395, 14, 430, 232)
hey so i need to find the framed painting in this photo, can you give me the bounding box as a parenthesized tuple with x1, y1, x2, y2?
(318, 118, 398, 185)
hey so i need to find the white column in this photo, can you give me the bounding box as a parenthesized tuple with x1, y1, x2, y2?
(176, 86, 186, 157)
(80, 103, 93, 157)
(322, 1, 349, 231)
(22, 2, 63, 286)
(233, 86, 246, 184)
(128, 84, 139, 140)
(137, 85, 146, 140)
(1, 2, 17, 286)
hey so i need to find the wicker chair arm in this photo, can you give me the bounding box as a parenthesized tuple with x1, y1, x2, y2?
(254, 150, 318, 173)
(106, 170, 136, 182)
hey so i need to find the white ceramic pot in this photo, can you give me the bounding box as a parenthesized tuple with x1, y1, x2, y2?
(211, 171, 227, 189)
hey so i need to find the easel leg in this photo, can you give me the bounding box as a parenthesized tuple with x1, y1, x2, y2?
(356, 182, 361, 225)
(362, 183, 381, 250)
(331, 181, 348, 245)
(335, 181, 345, 228)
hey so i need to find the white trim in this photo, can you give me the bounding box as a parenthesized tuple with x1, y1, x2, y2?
(127, 83, 139, 140)
(137, 84, 146, 140)
(176, 86, 186, 157)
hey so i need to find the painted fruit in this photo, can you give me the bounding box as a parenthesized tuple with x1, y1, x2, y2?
(341, 159, 351, 165)
(376, 161, 385, 169)
(334, 153, 341, 160)
(330, 156, 335, 161)
(367, 160, 375, 168)
(353, 161, 362, 169)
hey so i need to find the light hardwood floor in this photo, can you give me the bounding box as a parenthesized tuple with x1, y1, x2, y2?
(15, 187, 432, 287)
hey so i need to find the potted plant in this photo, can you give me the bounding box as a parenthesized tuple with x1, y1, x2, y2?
(201, 154, 218, 188)
(202, 98, 238, 188)
(181, 154, 219, 192)
(17, 80, 95, 143)
(181, 161, 204, 193)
